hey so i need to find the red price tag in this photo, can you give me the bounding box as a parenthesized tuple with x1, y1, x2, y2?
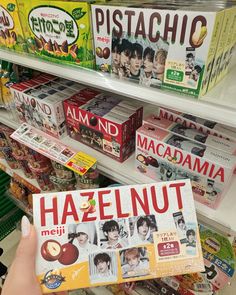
(158, 241, 180, 256)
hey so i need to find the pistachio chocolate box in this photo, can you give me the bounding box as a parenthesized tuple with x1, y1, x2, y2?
(18, 0, 95, 69)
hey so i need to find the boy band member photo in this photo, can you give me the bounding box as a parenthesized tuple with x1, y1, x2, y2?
(101, 220, 128, 249)
(130, 216, 157, 245)
(90, 252, 117, 283)
(121, 247, 150, 278)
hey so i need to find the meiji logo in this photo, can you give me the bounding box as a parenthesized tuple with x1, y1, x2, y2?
(66, 106, 119, 136)
(28, 6, 78, 45)
(0, 6, 14, 29)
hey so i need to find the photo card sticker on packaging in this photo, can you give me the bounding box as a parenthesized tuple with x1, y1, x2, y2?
(33, 179, 204, 293)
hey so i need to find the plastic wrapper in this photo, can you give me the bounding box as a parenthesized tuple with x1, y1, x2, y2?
(28, 164, 54, 191)
(51, 160, 75, 180)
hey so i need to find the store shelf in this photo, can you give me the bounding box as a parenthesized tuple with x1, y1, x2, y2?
(0, 109, 236, 235)
(0, 157, 40, 193)
(6, 192, 33, 217)
(1, 49, 236, 127)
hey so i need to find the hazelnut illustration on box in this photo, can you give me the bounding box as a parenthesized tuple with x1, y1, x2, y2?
(91, 3, 232, 97)
(33, 180, 204, 293)
(18, 0, 94, 68)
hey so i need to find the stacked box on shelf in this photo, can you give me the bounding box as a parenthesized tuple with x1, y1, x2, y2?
(135, 123, 236, 209)
(91, 2, 234, 97)
(17, 0, 95, 69)
(158, 107, 236, 142)
(144, 114, 236, 156)
(63, 89, 143, 162)
(207, 6, 235, 92)
(0, 0, 27, 52)
(10, 74, 76, 139)
(213, 5, 236, 84)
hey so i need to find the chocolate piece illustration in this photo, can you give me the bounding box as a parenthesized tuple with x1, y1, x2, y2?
(89, 116, 98, 126)
(70, 44, 78, 59)
(103, 47, 110, 59)
(95, 47, 103, 58)
(40, 35, 46, 46)
(35, 37, 43, 51)
(61, 40, 69, 54)
(11, 31, 17, 41)
(58, 243, 79, 265)
(4, 29, 10, 38)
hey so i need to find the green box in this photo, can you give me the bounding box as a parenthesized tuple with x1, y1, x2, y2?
(18, 0, 95, 69)
(0, 0, 27, 52)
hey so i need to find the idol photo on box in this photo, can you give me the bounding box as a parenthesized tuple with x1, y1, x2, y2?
(111, 32, 169, 88)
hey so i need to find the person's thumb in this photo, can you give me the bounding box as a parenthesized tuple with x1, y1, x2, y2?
(2, 216, 41, 295)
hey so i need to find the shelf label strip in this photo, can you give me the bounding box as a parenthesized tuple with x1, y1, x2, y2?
(11, 123, 97, 176)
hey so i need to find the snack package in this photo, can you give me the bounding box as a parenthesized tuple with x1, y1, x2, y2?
(17, 0, 94, 69)
(10, 74, 69, 139)
(144, 114, 236, 155)
(0, 0, 27, 52)
(207, 6, 236, 92)
(135, 123, 236, 209)
(63, 91, 143, 162)
(174, 224, 235, 293)
(91, 3, 227, 97)
(159, 107, 236, 142)
(33, 180, 204, 293)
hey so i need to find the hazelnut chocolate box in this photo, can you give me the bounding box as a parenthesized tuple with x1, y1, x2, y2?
(159, 107, 236, 142)
(135, 123, 236, 209)
(0, 0, 27, 52)
(91, 3, 226, 97)
(33, 180, 204, 293)
(17, 0, 94, 69)
(63, 92, 143, 162)
(144, 114, 236, 156)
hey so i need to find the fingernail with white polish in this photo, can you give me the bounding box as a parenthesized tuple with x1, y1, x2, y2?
(21, 215, 31, 237)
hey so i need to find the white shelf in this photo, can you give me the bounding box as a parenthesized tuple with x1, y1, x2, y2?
(0, 157, 40, 192)
(1, 49, 236, 127)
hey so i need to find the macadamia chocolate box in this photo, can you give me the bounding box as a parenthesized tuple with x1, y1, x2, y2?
(17, 0, 94, 69)
(135, 123, 236, 209)
(91, 3, 228, 97)
(0, 0, 27, 52)
(33, 180, 204, 293)
(159, 107, 236, 142)
(144, 114, 236, 156)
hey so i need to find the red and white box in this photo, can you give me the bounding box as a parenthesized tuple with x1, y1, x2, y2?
(10, 75, 71, 139)
(144, 114, 236, 155)
(64, 92, 141, 162)
(135, 123, 236, 209)
(159, 107, 236, 142)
